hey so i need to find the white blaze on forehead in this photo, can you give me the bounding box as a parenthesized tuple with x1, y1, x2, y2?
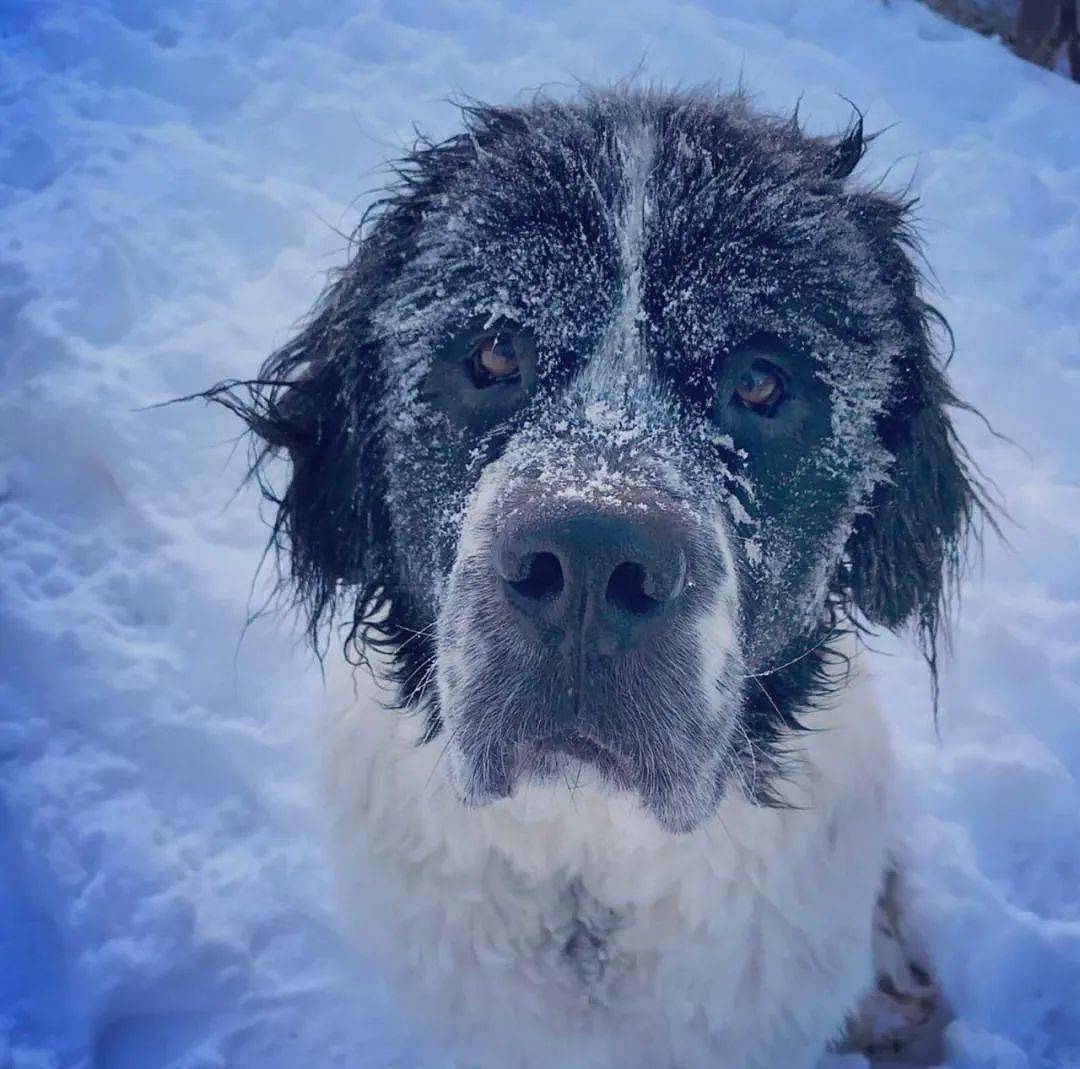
(581, 121, 657, 408)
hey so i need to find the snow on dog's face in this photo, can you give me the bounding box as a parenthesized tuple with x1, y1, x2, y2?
(217, 89, 979, 833)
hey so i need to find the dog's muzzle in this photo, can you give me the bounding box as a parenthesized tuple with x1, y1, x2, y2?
(438, 469, 740, 832)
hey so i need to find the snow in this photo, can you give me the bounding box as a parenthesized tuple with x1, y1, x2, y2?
(1, 1, 1078, 1066)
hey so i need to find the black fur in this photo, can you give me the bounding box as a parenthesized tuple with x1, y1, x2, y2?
(200, 85, 989, 821)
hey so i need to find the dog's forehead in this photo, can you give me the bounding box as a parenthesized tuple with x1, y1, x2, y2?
(390, 101, 885, 337)
(374, 93, 903, 486)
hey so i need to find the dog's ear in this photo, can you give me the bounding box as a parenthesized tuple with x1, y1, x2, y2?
(203, 269, 393, 647)
(266, 296, 387, 582)
(202, 121, 484, 653)
(839, 187, 984, 663)
(844, 377, 974, 642)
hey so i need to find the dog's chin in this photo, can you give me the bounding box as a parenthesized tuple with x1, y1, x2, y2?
(516, 730, 637, 792)
(447, 727, 726, 836)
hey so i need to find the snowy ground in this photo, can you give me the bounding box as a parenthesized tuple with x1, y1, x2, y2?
(1, 1, 1079, 1067)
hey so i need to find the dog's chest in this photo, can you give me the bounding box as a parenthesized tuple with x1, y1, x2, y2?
(323, 671, 894, 1069)
(550, 877, 628, 996)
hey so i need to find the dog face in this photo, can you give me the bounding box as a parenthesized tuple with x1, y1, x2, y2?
(219, 90, 978, 833)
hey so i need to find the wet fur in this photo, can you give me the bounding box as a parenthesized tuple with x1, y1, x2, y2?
(321, 647, 893, 1068)
(203, 85, 987, 1067)
(208, 88, 982, 750)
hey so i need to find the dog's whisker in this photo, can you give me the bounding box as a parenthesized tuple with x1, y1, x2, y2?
(736, 632, 835, 681)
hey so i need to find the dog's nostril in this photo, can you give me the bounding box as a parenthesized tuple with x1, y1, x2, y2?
(606, 562, 664, 617)
(509, 551, 564, 601)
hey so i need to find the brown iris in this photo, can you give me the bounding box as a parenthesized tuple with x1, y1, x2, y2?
(733, 362, 783, 411)
(469, 334, 521, 387)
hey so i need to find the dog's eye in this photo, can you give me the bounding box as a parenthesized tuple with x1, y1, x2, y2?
(469, 334, 521, 388)
(732, 361, 784, 414)
(425, 321, 535, 427)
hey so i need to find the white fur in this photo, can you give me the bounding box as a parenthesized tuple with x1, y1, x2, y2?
(320, 643, 894, 1069)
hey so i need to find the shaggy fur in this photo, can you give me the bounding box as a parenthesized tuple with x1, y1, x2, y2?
(323, 645, 892, 1069)
(205, 85, 986, 1067)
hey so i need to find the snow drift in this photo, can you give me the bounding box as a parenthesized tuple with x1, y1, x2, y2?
(1, 1, 1079, 1066)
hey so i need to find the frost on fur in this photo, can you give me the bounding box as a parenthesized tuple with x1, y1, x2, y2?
(200, 85, 988, 809)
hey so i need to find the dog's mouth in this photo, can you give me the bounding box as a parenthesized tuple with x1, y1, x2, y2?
(515, 728, 635, 788)
(462, 716, 728, 834)
(462, 726, 639, 802)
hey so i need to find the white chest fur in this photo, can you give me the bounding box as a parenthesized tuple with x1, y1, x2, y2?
(321, 657, 894, 1069)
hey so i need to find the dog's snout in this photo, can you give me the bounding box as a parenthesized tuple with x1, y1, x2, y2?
(492, 510, 689, 653)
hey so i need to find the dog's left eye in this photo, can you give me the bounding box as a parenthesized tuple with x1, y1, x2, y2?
(732, 361, 785, 414)
(469, 335, 522, 388)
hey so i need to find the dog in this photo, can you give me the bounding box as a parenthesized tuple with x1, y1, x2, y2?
(209, 86, 982, 1068)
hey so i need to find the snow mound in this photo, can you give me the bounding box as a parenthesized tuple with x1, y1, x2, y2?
(1, 1, 1078, 1066)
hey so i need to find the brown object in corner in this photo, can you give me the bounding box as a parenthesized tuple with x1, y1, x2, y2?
(917, 0, 1080, 81)
(1014, 0, 1080, 76)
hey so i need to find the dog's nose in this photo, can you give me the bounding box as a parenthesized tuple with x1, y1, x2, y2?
(492, 510, 689, 655)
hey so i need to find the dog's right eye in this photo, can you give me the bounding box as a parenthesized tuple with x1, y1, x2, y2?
(731, 361, 785, 415)
(422, 322, 537, 429)
(468, 335, 522, 388)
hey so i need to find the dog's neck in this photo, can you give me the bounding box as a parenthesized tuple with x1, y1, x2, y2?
(319, 638, 894, 1067)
